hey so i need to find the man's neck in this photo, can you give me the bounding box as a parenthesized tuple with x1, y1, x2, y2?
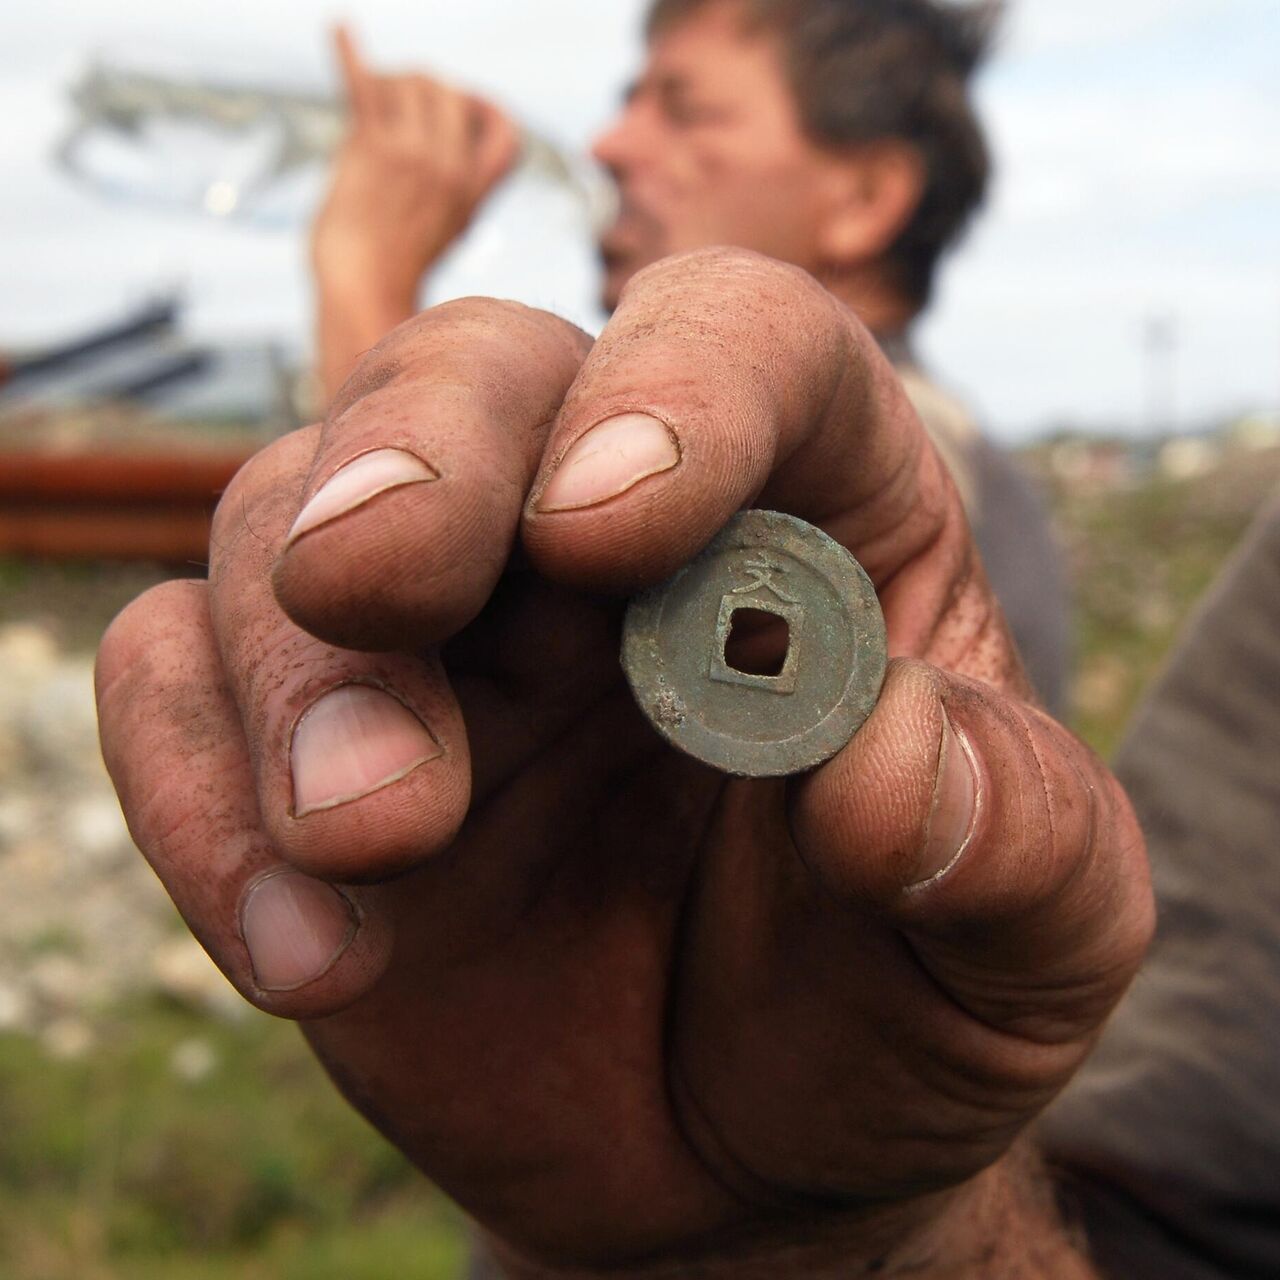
(816, 264, 917, 351)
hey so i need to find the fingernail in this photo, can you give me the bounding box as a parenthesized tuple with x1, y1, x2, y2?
(537, 413, 679, 512)
(291, 684, 442, 817)
(240, 871, 358, 992)
(913, 712, 979, 887)
(288, 449, 438, 542)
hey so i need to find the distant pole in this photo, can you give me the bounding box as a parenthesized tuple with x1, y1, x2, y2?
(1144, 313, 1177, 435)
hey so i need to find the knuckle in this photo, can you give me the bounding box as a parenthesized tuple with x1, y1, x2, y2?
(97, 580, 204, 701)
(625, 245, 826, 308)
(617, 249, 846, 371)
(400, 296, 588, 364)
(211, 431, 311, 555)
(886, 655, 950, 702)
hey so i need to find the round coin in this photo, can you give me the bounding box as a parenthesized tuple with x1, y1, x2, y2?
(621, 510, 887, 777)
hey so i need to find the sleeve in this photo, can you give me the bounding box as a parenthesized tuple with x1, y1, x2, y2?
(1040, 493, 1280, 1280)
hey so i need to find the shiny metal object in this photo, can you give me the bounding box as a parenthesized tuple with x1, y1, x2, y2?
(55, 56, 616, 229)
(622, 510, 887, 777)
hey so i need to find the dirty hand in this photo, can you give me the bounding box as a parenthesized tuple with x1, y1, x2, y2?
(98, 250, 1152, 1279)
(311, 25, 519, 310)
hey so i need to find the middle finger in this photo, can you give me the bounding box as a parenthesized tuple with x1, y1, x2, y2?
(209, 427, 470, 882)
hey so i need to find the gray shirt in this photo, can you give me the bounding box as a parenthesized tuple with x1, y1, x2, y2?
(897, 359, 1070, 716)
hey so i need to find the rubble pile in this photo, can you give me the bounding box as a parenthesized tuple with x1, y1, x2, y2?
(0, 621, 241, 1055)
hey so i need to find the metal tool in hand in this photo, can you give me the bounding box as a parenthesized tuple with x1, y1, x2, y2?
(622, 510, 887, 777)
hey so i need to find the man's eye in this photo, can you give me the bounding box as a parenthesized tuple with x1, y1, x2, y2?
(665, 99, 725, 127)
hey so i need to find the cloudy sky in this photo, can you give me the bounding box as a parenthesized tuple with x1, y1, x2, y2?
(1, 0, 1277, 438)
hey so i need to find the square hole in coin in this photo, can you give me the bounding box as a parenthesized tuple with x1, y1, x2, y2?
(724, 607, 790, 678)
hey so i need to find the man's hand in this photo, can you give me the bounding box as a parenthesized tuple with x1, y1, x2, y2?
(311, 25, 519, 402)
(97, 250, 1152, 1277)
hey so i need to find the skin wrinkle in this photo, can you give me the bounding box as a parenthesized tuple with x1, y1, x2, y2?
(210, 460, 476, 877)
(135, 751, 256, 855)
(666, 771, 1040, 1212)
(279, 319, 590, 653)
(666, 1058, 806, 1214)
(997, 727, 1151, 1037)
(483, 1168, 1000, 1280)
(889, 944, 1087, 1108)
(241, 635, 349, 755)
(1007, 697, 1063, 900)
(465, 681, 643, 819)
(905, 699, 1114, 1047)
(668, 927, 991, 1215)
(662, 785, 804, 1218)
(870, 487, 951, 606)
(803, 907, 1064, 1137)
(326, 352, 404, 422)
(403, 690, 681, 976)
(99, 571, 401, 1022)
(893, 989, 1073, 1115)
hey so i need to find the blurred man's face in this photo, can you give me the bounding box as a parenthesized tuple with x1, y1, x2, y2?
(591, 1, 838, 310)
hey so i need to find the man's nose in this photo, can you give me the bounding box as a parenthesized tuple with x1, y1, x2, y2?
(591, 108, 642, 176)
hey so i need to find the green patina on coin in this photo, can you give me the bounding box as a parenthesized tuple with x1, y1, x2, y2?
(621, 510, 887, 777)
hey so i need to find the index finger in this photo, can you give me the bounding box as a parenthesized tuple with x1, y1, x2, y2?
(333, 23, 376, 125)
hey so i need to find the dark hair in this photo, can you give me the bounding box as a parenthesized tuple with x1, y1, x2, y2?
(646, 0, 1001, 308)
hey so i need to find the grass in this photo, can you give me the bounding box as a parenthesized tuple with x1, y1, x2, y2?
(1052, 448, 1277, 757)
(0, 999, 468, 1280)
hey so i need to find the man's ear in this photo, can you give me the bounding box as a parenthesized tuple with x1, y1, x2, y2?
(817, 142, 925, 266)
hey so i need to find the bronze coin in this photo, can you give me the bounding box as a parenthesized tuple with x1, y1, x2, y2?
(621, 510, 887, 777)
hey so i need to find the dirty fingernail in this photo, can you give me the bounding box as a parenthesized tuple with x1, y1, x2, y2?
(291, 684, 442, 817)
(288, 449, 438, 542)
(913, 712, 979, 887)
(537, 413, 679, 512)
(241, 871, 358, 992)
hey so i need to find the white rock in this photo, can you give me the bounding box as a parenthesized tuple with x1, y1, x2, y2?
(63, 795, 134, 866)
(152, 936, 246, 1022)
(20, 659, 102, 773)
(41, 1016, 95, 1061)
(170, 1036, 219, 1083)
(0, 794, 40, 849)
(0, 622, 59, 675)
(28, 953, 87, 1008)
(0, 981, 33, 1033)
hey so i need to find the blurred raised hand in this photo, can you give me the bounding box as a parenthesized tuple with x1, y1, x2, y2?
(311, 25, 519, 403)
